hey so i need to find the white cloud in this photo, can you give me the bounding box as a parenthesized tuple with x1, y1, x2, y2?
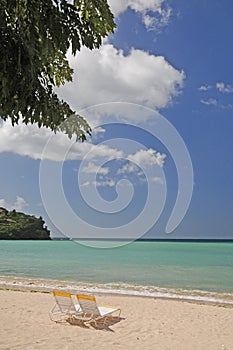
(127, 148, 166, 167)
(117, 162, 139, 174)
(143, 7, 172, 31)
(0, 199, 6, 208)
(82, 162, 109, 175)
(108, 0, 162, 16)
(117, 148, 166, 175)
(199, 85, 212, 91)
(0, 120, 53, 160)
(80, 181, 90, 187)
(216, 82, 233, 93)
(0, 119, 123, 161)
(200, 98, 233, 110)
(58, 44, 185, 119)
(200, 98, 218, 106)
(80, 179, 116, 188)
(93, 179, 115, 187)
(199, 82, 233, 93)
(108, 0, 172, 31)
(80, 149, 166, 187)
(199, 82, 233, 109)
(151, 176, 164, 184)
(82, 144, 123, 161)
(79, 103, 162, 126)
(138, 175, 164, 185)
(13, 196, 28, 211)
(0, 196, 28, 211)
(92, 127, 106, 139)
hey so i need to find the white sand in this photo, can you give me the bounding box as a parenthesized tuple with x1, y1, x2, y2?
(0, 289, 233, 350)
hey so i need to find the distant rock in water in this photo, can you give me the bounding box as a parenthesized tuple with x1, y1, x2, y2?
(0, 207, 51, 240)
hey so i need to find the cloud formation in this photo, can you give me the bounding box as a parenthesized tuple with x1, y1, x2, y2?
(58, 44, 184, 120)
(199, 81, 233, 94)
(200, 98, 218, 106)
(93, 179, 116, 187)
(117, 148, 165, 176)
(108, 0, 172, 31)
(109, 0, 164, 15)
(216, 82, 233, 93)
(198, 85, 212, 91)
(127, 148, 166, 167)
(199, 81, 233, 109)
(0, 120, 123, 161)
(79, 148, 166, 188)
(82, 162, 109, 175)
(0, 196, 28, 211)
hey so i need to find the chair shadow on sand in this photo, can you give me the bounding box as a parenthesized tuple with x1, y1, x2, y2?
(50, 291, 125, 332)
(67, 315, 125, 332)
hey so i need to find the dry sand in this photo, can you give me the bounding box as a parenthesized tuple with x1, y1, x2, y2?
(0, 289, 233, 350)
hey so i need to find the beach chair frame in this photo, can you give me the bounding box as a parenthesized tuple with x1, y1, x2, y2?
(49, 290, 80, 323)
(74, 293, 121, 325)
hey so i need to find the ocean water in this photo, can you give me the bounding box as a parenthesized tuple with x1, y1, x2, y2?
(0, 240, 233, 303)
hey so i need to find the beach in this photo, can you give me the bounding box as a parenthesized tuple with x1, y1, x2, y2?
(1, 288, 233, 350)
(1, 241, 233, 349)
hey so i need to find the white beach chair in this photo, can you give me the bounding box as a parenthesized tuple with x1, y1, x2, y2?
(74, 293, 121, 325)
(49, 290, 81, 322)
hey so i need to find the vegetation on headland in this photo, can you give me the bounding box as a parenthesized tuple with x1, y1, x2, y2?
(0, 207, 50, 240)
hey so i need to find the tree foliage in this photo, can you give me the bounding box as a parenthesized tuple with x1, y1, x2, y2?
(0, 0, 115, 140)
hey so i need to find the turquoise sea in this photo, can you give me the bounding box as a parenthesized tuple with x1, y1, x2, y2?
(1, 240, 233, 303)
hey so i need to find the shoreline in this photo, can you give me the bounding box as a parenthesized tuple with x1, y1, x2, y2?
(1, 275, 233, 307)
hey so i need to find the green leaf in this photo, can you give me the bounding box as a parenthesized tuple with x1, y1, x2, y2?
(0, 0, 115, 141)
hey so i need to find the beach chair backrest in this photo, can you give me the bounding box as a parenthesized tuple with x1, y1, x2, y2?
(76, 294, 100, 316)
(53, 290, 75, 313)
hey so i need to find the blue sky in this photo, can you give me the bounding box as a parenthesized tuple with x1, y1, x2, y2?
(0, 0, 233, 239)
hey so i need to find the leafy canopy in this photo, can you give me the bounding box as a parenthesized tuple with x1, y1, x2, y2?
(0, 0, 115, 140)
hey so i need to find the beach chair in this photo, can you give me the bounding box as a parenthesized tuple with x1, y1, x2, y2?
(74, 293, 121, 325)
(49, 290, 81, 322)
